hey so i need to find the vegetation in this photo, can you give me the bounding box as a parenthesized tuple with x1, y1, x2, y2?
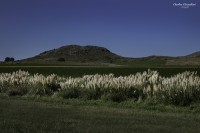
(1, 96, 200, 133)
(1, 47, 200, 132)
(1, 67, 200, 132)
(4, 57, 15, 62)
(1, 69, 200, 105)
(57, 57, 65, 62)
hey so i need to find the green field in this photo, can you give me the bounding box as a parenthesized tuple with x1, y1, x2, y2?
(1, 96, 200, 133)
(1, 66, 200, 132)
(0, 66, 200, 77)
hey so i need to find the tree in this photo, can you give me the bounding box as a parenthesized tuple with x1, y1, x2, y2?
(10, 57, 15, 62)
(4, 57, 15, 62)
(57, 57, 65, 62)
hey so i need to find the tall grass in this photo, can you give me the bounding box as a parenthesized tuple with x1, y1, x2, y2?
(0, 69, 200, 105)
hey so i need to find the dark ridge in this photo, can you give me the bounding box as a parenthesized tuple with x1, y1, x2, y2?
(19, 45, 200, 66)
(23, 45, 122, 63)
(186, 51, 200, 57)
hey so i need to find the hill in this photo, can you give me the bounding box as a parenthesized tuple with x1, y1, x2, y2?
(22, 45, 122, 64)
(165, 51, 200, 66)
(186, 51, 200, 57)
(17, 45, 200, 66)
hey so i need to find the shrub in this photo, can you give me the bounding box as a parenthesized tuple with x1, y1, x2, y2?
(1, 70, 200, 106)
(4, 57, 15, 62)
(58, 88, 81, 99)
(7, 86, 28, 96)
(81, 87, 104, 100)
(57, 58, 65, 62)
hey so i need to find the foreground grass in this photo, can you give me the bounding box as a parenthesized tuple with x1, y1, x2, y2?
(1, 96, 200, 133)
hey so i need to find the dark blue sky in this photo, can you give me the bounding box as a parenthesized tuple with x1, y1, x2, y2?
(0, 0, 200, 61)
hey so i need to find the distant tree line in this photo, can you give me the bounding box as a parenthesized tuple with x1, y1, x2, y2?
(4, 57, 15, 62)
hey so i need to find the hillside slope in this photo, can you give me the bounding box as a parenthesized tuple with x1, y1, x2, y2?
(186, 51, 200, 57)
(19, 45, 200, 66)
(23, 45, 122, 63)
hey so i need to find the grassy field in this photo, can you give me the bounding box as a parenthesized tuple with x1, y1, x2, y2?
(1, 96, 200, 133)
(0, 66, 200, 77)
(1, 66, 200, 132)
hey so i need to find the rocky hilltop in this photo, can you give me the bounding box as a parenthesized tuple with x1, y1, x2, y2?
(24, 45, 122, 63)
